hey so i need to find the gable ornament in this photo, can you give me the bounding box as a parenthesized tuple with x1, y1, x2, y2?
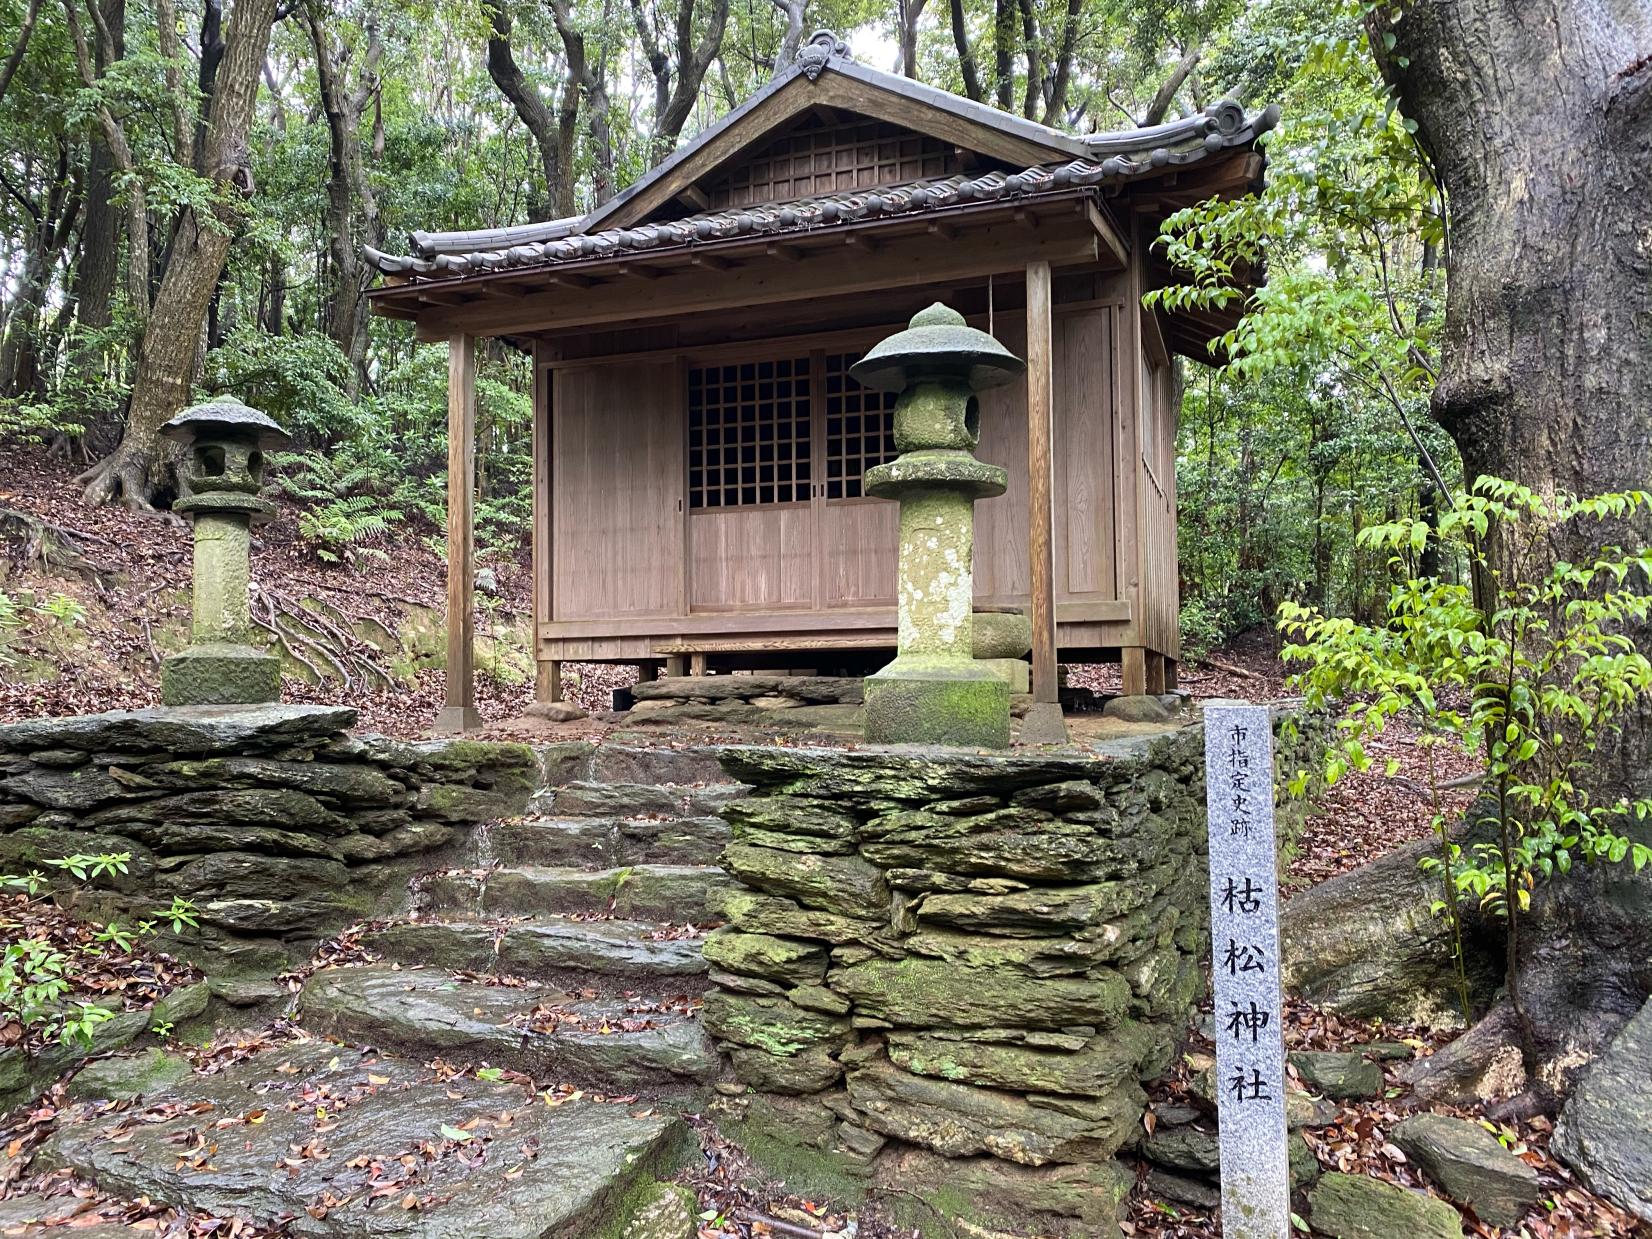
(797, 30, 850, 80)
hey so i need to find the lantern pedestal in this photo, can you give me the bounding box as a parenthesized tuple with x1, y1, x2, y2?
(852, 301, 1023, 749)
(162, 642, 282, 706)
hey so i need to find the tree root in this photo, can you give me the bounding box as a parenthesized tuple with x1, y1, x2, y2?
(0, 505, 115, 584)
(251, 584, 397, 692)
(76, 445, 164, 512)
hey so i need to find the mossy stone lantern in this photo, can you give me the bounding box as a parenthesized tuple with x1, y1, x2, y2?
(159, 396, 289, 706)
(852, 303, 1024, 747)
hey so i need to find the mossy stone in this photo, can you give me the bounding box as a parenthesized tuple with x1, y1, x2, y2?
(1307, 1171, 1464, 1239)
(874, 1145, 1132, 1238)
(719, 843, 889, 919)
(710, 889, 883, 944)
(161, 643, 281, 707)
(829, 956, 1130, 1030)
(864, 661, 1010, 749)
(845, 1053, 1145, 1164)
(886, 1021, 1164, 1095)
(701, 929, 828, 986)
(701, 991, 850, 1058)
(68, 1047, 193, 1101)
(916, 880, 1153, 936)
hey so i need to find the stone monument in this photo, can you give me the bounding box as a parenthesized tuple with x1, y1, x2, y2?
(159, 396, 289, 706)
(1203, 701, 1290, 1238)
(852, 303, 1023, 748)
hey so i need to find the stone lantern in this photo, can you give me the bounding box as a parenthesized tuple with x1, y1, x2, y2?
(159, 396, 290, 706)
(852, 303, 1024, 748)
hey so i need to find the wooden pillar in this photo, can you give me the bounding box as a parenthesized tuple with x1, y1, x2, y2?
(1145, 650, 1167, 695)
(536, 659, 563, 703)
(531, 352, 556, 704)
(1121, 647, 1148, 697)
(1164, 658, 1179, 692)
(664, 655, 689, 677)
(1026, 261, 1058, 705)
(435, 333, 481, 734)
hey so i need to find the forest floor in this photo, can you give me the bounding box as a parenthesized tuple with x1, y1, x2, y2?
(0, 448, 1643, 1237)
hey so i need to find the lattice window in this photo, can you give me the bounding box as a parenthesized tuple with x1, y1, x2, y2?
(823, 352, 899, 501)
(688, 358, 812, 509)
(708, 119, 956, 209)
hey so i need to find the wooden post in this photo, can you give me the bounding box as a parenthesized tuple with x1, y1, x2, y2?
(1121, 647, 1148, 697)
(536, 659, 563, 703)
(1145, 650, 1167, 695)
(1026, 260, 1058, 705)
(435, 333, 481, 734)
(531, 353, 556, 704)
(1020, 260, 1068, 745)
(1164, 658, 1179, 692)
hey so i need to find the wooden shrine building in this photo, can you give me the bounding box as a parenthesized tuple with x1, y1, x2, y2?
(366, 32, 1276, 730)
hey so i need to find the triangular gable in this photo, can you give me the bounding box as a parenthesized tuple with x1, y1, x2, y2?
(581, 47, 1086, 234)
(700, 112, 960, 211)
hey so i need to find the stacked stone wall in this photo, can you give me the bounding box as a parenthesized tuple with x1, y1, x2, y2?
(703, 715, 1317, 1234)
(0, 704, 538, 997)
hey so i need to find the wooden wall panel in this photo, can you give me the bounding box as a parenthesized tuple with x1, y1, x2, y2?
(1054, 309, 1117, 602)
(820, 501, 898, 607)
(552, 362, 683, 619)
(974, 318, 1030, 604)
(690, 507, 815, 610)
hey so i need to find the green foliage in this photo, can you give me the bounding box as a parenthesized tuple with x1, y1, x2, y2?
(0, 939, 113, 1050)
(0, 589, 87, 668)
(0, 852, 198, 1051)
(1280, 478, 1652, 1021)
(1154, 0, 1459, 638)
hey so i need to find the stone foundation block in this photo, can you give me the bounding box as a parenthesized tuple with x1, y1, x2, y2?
(161, 643, 281, 706)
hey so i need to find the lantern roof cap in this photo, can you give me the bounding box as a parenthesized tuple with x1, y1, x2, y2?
(160, 396, 290, 448)
(849, 303, 1026, 392)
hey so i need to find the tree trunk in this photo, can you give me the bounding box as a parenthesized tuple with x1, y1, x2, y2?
(79, 0, 280, 508)
(485, 0, 568, 219)
(1375, 2, 1652, 1091)
(947, 0, 983, 101)
(307, 2, 380, 395)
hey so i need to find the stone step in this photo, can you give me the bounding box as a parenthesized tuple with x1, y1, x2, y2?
(43, 1038, 694, 1239)
(364, 918, 709, 988)
(587, 744, 739, 788)
(415, 864, 736, 923)
(486, 815, 731, 869)
(530, 781, 746, 820)
(300, 964, 718, 1095)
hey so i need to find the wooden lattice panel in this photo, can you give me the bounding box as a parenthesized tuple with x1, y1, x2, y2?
(688, 357, 813, 509)
(824, 352, 898, 500)
(708, 119, 956, 209)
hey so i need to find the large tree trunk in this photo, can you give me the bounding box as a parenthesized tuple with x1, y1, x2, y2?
(79, 0, 280, 508)
(1375, 2, 1652, 1093)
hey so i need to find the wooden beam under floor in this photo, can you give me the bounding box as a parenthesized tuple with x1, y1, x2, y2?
(434, 333, 481, 734)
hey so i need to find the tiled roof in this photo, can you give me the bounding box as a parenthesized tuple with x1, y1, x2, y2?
(365, 35, 1277, 284)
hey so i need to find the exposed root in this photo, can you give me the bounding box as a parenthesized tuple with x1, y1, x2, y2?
(0, 504, 114, 583)
(251, 583, 397, 692)
(75, 446, 164, 512)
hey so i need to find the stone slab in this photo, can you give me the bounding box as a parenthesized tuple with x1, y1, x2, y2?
(631, 677, 863, 704)
(299, 964, 717, 1093)
(40, 1040, 692, 1239)
(0, 705, 357, 755)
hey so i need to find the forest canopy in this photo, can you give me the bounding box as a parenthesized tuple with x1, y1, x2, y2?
(0, 0, 1447, 642)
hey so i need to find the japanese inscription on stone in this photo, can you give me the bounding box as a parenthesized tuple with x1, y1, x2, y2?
(1204, 702, 1290, 1238)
